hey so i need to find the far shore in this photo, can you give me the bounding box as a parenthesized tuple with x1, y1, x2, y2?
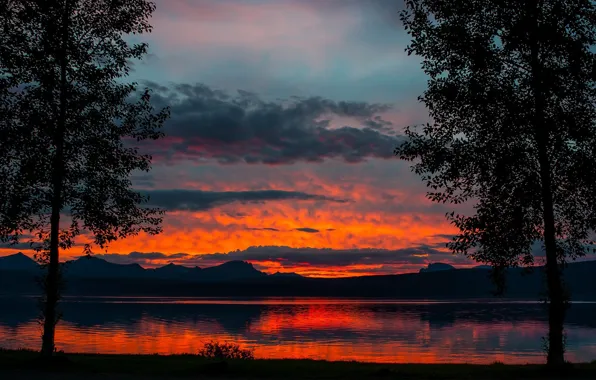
(1, 349, 595, 379)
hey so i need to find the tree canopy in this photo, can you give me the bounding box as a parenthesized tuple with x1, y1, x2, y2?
(0, 0, 169, 356)
(395, 0, 595, 366)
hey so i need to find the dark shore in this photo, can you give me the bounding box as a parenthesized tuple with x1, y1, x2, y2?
(1, 349, 595, 379)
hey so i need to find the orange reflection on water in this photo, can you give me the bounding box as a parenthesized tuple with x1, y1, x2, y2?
(250, 304, 392, 333)
(2, 299, 596, 364)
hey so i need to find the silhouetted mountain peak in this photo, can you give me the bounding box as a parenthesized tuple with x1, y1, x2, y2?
(78, 255, 98, 260)
(217, 260, 253, 268)
(270, 271, 303, 278)
(160, 262, 201, 270)
(0, 252, 39, 272)
(200, 260, 266, 281)
(152, 262, 200, 279)
(420, 262, 455, 273)
(64, 255, 146, 278)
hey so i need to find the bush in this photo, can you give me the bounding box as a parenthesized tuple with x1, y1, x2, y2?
(197, 341, 254, 360)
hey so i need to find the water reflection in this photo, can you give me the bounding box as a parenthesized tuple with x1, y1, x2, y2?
(1, 297, 595, 364)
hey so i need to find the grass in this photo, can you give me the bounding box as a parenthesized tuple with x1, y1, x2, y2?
(1, 348, 595, 379)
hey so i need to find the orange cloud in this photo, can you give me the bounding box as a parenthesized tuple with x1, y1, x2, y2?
(0, 159, 466, 277)
(99, 202, 453, 254)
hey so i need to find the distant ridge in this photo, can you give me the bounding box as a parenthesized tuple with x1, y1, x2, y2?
(149, 263, 201, 280)
(0, 252, 40, 272)
(419, 262, 455, 273)
(1, 253, 595, 300)
(64, 255, 147, 278)
(0, 253, 266, 282)
(270, 271, 303, 278)
(198, 260, 266, 281)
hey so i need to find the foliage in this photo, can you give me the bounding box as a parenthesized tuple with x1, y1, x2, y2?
(0, 0, 169, 253)
(197, 341, 255, 360)
(395, 0, 595, 366)
(396, 0, 596, 274)
(0, 0, 169, 356)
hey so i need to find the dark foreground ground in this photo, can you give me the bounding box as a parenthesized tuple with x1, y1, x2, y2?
(1, 349, 595, 379)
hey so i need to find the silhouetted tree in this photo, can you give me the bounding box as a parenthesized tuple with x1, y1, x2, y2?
(0, 0, 169, 357)
(395, 0, 595, 367)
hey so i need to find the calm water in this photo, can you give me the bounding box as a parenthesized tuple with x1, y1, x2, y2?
(1, 296, 596, 364)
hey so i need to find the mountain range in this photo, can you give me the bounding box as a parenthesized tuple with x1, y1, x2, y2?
(0, 252, 271, 281)
(1, 252, 595, 300)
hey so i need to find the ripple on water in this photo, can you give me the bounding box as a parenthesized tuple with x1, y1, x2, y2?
(0, 297, 595, 363)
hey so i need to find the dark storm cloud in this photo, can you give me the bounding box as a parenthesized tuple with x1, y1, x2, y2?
(169, 253, 192, 259)
(128, 251, 170, 260)
(0, 242, 38, 250)
(0, 234, 42, 250)
(295, 228, 320, 233)
(364, 116, 395, 134)
(142, 82, 402, 164)
(98, 245, 464, 269)
(89, 243, 596, 269)
(431, 234, 456, 241)
(247, 227, 332, 233)
(93, 251, 192, 265)
(142, 189, 346, 211)
(130, 174, 155, 188)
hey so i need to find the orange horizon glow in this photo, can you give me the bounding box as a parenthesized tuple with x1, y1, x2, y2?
(0, 170, 467, 278)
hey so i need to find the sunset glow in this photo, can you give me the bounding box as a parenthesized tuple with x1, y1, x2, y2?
(4, 0, 586, 278)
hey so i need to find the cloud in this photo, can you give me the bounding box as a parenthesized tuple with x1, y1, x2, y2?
(128, 251, 170, 260)
(219, 246, 455, 267)
(295, 228, 320, 233)
(142, 189, 345, 211)
(247, 227, 281, 232)
(96, 245, 468, 271)
(91, 251, 191, 265)
(0, 242, 39, 250)
(141, 82, 402, 165)
(130, 174, 155, 188)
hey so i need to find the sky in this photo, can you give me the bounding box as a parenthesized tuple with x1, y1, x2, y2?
(0, 0, 562, 277)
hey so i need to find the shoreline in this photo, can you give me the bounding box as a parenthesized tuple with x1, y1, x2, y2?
(1, 349, 595, 379)
(4, 294, 596, 302)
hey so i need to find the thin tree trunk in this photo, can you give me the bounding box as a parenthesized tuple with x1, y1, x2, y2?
(528, 0, 566, 367)
(41, 0, 69, 358)
(536, 127, 566, 368)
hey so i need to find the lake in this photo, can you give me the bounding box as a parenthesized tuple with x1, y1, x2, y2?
(1, 297, 595, 364)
